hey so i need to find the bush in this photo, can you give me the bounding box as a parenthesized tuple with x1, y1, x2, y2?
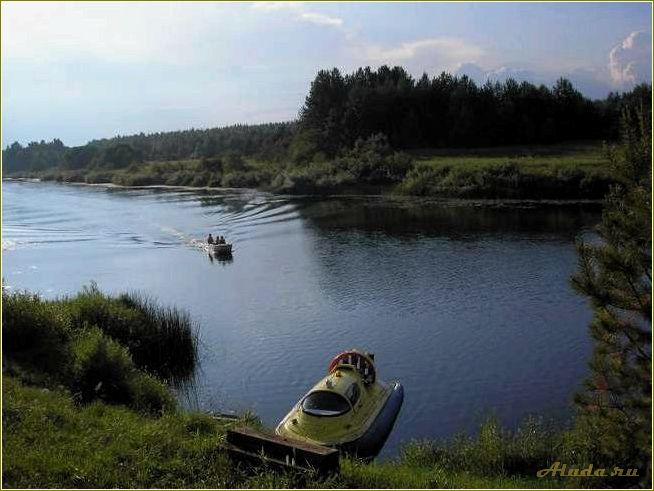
(2, 291, 73, 382)
(116, 292, 198, 384)
(71, 328, 135, 406)
(221, 170, 273, 189)
(342, 134, 413, 184)
(85, 170, 115, 184)
(129, 373, 175, 415)
(66, 285, 198, 385)
(71, 328, 175, 414)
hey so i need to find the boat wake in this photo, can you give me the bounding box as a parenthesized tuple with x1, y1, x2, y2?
(161, 227, 216, 254)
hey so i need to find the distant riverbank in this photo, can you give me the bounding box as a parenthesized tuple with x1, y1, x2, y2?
(6, 141, 615, 200)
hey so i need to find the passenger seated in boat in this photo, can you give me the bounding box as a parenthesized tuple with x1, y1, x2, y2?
(207, 234, 214, 245)
(219, 236, 226, 244)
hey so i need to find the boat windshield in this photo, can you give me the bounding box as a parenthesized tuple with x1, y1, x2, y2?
(301, 391, 351, 417)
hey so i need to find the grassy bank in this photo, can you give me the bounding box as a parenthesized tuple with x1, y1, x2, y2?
(20, 141, 614, 199)
(2, 286, 628, 488)
(398, 141, 612, 199)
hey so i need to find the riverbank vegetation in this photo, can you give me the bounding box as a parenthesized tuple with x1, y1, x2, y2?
(3, 67, 650, 199)
(569, 106, 652, 485)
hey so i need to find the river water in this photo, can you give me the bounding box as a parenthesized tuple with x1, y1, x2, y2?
(2, 179, 600, 457)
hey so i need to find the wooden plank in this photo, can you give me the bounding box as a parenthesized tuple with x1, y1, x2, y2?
(225, 427, 339, 476)
(227, 426, 336, 455)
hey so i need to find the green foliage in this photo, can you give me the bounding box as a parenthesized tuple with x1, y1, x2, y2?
(200, 156, 223, 173)
(297, 64, 651, 159)
(340, 133, 413, 184)
(2, 138, 67, 173)
(397, 416, 560, 479)
(570, 105, 652, 486)
(2, 291, 73, 383)
(71, 327, 136, 406)
(2, 376, 232, 488)
(128, 373, 176, 415)
(397, 144, 613, 199)
(2, 286, 193, 414)
(65, 285, 198, 384)
(116, 291, 198, 383)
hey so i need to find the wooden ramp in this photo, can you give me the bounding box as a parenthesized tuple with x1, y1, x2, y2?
(225, 427, 339, 476)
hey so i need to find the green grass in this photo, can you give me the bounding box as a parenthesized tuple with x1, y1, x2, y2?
(3, 376, 234, 488)
(412, 142, 610, 175)
(397, 141, 613, 199)
(4, 375, 569, 489)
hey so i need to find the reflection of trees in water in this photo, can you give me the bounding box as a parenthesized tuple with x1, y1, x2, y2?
(294, 197, 602, 311)
(294, 197, 602, 241)
(105, 185, 264, 216)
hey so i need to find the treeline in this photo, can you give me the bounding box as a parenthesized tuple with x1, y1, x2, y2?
(2, 66, 651, 176)
(292, 66, 651, 159)
(2, 122, 296, 174)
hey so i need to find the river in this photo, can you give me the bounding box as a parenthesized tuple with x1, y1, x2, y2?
(2, 179, 601, 457)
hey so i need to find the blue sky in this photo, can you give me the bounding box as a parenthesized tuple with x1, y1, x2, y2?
(2, 1, 651, 147)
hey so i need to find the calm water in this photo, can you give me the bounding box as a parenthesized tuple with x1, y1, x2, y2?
(2, 180, 600, 457)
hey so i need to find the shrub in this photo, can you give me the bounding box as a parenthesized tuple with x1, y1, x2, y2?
(116, 292, 198, 384)
(129, 373, 175, 415)
(343, 134, 413, 184)
(71, 328, 135, 406)
(2, 291, 73, 382)
(71, 328, 174, 414)
(66, 285, 198, 385)
(221, 170, 273, 189)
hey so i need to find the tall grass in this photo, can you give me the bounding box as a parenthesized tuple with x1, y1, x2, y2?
(65, 284, 199, 385)
(2, 286, 197, 414)
(398, 143, 614, 199)
(2, 291, 74, 385)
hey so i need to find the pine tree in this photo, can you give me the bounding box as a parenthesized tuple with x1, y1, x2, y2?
(571, 104, 652, 485)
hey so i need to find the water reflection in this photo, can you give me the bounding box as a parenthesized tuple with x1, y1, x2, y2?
(208, 252, 234, 265)
(294, 197, 600, 241)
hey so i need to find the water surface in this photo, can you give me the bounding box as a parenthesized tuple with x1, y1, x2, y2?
(2, 180, 600, 457)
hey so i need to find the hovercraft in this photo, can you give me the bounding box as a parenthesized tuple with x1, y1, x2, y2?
(275, 350, 404, 459)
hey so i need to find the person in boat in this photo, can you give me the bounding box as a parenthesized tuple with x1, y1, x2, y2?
(207, 233, 214, 245)
(219, 236, 226, 244)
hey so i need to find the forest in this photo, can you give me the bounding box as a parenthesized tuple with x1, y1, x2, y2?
(2, 66, 651, 198)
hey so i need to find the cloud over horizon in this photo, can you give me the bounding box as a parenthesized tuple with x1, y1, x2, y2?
(354, 38, 483, 74)
(608, 31, 652, 89)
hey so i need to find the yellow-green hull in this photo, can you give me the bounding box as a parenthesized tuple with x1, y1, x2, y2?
(275, 365, 404, 459)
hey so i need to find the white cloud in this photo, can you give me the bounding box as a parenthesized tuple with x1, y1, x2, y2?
(251, 1, 343, 29)
(251, 2, 303, 11)
(354, 38, 483, 73)
(455, 62, 615, 99)
(608, 31, 652, 88)
(299, 12, 343, 27)
(456, 62, 535, 84)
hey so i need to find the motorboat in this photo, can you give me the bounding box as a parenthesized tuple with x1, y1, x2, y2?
(275, 350, 404, 459)
(211, 243, 233, 255)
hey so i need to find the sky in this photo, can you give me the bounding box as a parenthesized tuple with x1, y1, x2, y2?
(2, 1, 652, 147)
